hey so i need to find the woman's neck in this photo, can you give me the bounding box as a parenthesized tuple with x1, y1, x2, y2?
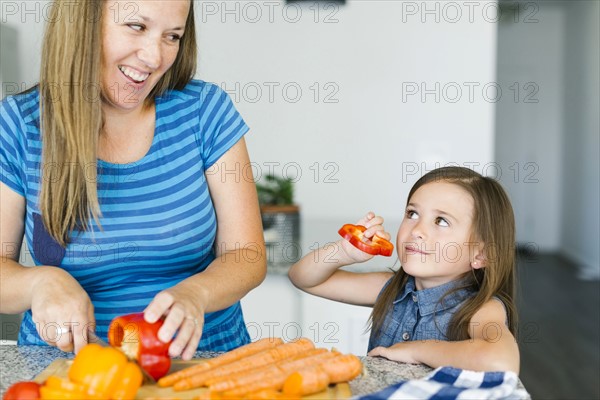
(98, 101, 156, 164)
(101, 101, 154, 137)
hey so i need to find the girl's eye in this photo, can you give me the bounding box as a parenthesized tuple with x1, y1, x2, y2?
(406, 210, 418, 219)
(128, 24, 144, 32)
(436, 217, 449, 227)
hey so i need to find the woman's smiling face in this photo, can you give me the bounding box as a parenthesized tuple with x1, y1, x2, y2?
(397, 181, 482, 289)
(100, 0, 190, 111)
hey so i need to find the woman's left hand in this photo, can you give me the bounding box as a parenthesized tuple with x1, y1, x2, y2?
(143, 284, 207, 360)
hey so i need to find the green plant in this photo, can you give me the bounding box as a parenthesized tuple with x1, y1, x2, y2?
(256, 174, 294, 206)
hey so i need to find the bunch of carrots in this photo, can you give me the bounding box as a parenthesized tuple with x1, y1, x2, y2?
(158, 337, 363, 399)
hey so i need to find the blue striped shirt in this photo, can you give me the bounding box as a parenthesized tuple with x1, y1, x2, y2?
(0, 80, 251, 350)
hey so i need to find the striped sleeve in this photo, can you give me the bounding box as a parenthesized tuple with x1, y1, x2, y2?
(197, 83, 249, 169)
(0, 97, 26, 196)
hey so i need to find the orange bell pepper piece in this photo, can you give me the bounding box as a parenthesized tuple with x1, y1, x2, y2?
(68, 343, 143, 400)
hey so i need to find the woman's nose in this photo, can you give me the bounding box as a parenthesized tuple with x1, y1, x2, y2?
(137, 40, 161, 70)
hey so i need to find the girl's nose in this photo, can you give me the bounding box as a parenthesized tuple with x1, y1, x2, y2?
(411, 222, 426, 240)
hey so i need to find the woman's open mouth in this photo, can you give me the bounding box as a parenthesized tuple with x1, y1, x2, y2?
(118, 65, 150, 84)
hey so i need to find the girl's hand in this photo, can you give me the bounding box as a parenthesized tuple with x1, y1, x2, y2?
(368, 342, 419, 364)
(30, 267, 95, 354)
(143, 284, 206, 360)
(339, 212, 392, 264)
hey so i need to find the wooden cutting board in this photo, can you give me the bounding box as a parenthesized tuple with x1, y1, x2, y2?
(35, 359, 352, 399)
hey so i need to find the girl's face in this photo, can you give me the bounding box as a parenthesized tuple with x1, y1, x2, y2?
(397, 181, 482, 290)
(100, 0, 190, 112)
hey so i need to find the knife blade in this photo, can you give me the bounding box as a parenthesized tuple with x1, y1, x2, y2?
(87, 330, 157, 384)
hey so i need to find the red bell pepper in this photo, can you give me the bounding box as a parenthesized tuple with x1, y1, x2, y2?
(338, 224, 394, 257)
(108, 313, 172, 380)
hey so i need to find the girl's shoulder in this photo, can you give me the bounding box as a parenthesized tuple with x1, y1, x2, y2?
(471, 297, 509, 325)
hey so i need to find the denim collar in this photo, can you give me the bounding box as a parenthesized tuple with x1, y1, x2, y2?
(393, 275, 475, 316)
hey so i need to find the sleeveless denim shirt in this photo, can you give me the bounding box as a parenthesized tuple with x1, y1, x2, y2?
(368, 275, 477, 351)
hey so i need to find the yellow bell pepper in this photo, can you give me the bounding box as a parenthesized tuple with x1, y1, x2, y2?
(67, 343, 143, 400)
(40, 376, 89, 399)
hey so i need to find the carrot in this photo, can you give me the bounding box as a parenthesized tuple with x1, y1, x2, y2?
(220, 372, 286, 398)
(174, 338, 315, 391)
(281, 367, 330, 397)
(207, 348, 329, 391)
(244, 389, 286, 400)
(319, 354, 363, 383)
(159, 337, 284, 387)
(281, 354, 363, 397)
(213, 349, 337, 396)
(194, 392, 220, 400)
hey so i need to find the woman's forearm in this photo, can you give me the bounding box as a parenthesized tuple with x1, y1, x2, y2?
(0, 259, 54, 314)
(176, 246, 267, 314)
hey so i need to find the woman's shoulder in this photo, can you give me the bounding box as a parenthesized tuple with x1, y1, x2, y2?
(161, 79, 229, 104)
(1, 86, 40, 124)
(1, 87, 40, 146)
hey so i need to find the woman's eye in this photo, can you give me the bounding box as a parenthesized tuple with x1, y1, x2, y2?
(436, 217, 449, 227)
(128, 24, 144, 31)
(406, 210, 418, 219)
(168, 34, 181, 42)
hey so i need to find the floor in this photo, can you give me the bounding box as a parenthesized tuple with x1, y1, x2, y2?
(517, 253, 599, 399)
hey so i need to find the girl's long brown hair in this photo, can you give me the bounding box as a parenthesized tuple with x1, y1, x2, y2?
(38, 0, 197, 246)
(369, 167, 517, 341)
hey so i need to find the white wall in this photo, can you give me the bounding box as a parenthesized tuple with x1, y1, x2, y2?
(0, 24, 21, 98)
(495, 1, 599, 276)
(196, 0, 498, 226)
(1, 1, 47, 94)
(2, 0, 502, 281)
(2, 1, 499, 228)
(495, 3, 565, 250)
(561, 0, 600, 278)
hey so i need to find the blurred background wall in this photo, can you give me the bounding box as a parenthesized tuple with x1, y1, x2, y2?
(2, 1, 597, 275)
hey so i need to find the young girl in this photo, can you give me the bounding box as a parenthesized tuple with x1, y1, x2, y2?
(288, 166, 520, 373)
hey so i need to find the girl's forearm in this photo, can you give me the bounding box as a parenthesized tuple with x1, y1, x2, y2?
(409, 338, 520, 374)
(288, 241, 352, 290)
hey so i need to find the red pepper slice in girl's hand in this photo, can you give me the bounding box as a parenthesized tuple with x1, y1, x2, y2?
(108, 313, 172, 380)
(338, 224, 394, 257)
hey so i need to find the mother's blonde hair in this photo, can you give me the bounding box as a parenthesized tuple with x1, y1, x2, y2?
(38, 0, 196, 246)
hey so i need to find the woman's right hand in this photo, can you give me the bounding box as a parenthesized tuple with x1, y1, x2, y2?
(30, 267, 95, 354)
(338, 212, 392, 264)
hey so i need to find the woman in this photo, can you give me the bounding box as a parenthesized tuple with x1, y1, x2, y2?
(0, 0, 266, 360)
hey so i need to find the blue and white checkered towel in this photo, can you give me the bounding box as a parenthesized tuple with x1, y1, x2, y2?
(356, 366, 529, 400)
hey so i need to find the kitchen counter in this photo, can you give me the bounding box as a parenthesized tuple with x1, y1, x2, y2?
(0, 345, 529, 398)
(1, 344, 432, 397)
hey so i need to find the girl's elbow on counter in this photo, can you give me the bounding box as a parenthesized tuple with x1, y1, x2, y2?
(476, 341, 521, 374)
